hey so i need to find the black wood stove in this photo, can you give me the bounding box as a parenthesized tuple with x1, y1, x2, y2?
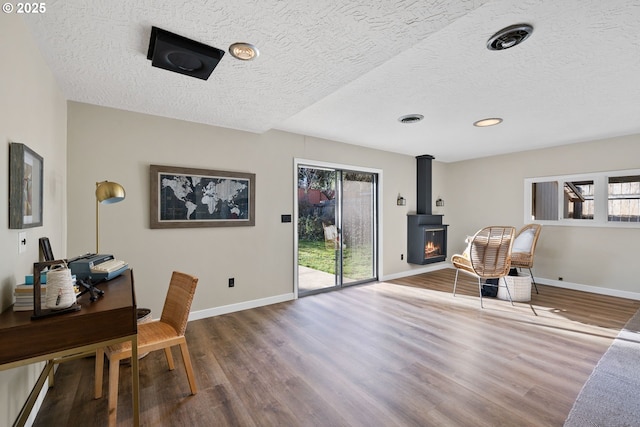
(407, 155, 448, 265)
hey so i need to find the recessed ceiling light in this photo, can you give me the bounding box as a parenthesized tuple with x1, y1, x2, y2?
(473, 118, 503, 127)
(229, 42, 259, 61)
(398, 114, 424, 124)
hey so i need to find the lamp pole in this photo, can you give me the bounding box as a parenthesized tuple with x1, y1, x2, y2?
(95, 186, 100, 253)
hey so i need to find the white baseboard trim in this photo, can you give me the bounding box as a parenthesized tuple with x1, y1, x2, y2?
(188, 274, 639, 323)
(536, 278, 640, 301)
(189, 292, 295, 321)
(381, 262, 452, 282)
(384, 265, 640, 301)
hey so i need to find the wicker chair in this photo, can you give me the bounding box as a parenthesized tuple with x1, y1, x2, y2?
(511, 224, 542, 294)
(451, 226, 516, 308)
(95, 271, 199, 425)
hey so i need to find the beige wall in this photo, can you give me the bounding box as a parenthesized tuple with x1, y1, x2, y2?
(0, 15, 67, 427)
(444, 134, 640, 295)
(66, 102, 436, 318)
(64, 101, 640, 310)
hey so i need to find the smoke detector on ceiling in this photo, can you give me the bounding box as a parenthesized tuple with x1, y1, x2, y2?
(487, 24, 533, 51)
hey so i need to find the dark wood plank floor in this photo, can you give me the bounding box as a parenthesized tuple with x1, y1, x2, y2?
(33, 269, 640, 426)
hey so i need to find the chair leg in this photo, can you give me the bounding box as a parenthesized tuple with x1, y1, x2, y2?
(95, 348, 105, 399)
(501, 277, 514, 306)
(164, 347, 175, 370)
(529, 268, 539, 294)
(179, 340, 198, 395)
(453, 269, 459, 296)
(477, 278, 484, 308)
(108, 355, 121, 426)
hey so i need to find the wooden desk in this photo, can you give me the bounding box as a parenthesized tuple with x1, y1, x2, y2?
(0, 269, 139, 427)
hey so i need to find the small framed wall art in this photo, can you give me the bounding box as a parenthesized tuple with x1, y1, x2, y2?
(150, 164, 255, 229)
(9, 142, 44, 229)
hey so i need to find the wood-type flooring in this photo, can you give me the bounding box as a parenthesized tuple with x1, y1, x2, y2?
(33, 268, 640, 426)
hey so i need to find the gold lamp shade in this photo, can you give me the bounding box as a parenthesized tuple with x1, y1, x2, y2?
(95, 181, 126, 253)
(96, 181, 126, 204)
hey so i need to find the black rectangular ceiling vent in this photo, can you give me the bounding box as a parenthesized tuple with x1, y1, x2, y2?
(147, 26, 225, 80)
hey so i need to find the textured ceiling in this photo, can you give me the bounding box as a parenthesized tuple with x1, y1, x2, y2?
(23, 0, 640, 162)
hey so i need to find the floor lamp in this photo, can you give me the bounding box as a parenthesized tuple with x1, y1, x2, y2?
(95, 180, 126, 254)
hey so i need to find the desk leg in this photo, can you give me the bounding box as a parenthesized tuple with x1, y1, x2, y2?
(131, 334, 140, 427)
(14, 360, 54, 427)
(47, 362, 55, 388)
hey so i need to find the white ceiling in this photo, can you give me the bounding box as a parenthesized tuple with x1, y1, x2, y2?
(23, 0, 640, 162)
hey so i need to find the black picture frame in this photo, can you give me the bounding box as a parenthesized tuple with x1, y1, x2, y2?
(150, 164, 255, 229)
(9, 142, 44, 229)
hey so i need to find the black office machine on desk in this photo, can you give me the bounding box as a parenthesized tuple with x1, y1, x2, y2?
(69, 253, 128, 281)
(68, 254, 128, 301)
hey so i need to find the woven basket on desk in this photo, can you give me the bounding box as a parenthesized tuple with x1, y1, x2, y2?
(45, 265, 76, 310)
(497, 274, 532, 302)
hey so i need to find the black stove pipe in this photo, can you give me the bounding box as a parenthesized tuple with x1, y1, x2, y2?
(416, 155, 434, 215)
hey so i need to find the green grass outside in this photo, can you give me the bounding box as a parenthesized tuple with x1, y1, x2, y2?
(298, 239, 373, 281)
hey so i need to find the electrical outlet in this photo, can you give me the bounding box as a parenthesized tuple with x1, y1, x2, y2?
(228, 278, 235, 287)
(400, 254, 404, 260)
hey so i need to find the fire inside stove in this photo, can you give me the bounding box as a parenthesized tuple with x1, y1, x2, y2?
(424, 242, 441, 258)
(424, 229, 445, 259)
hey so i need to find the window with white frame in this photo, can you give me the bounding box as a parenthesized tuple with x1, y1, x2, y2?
(608, 175, 640, 222)
(525, 169, 640, 227)
(563, 180, 594, 220)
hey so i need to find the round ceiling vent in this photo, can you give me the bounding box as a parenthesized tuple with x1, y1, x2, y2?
(398, 114, 424, 124)
(487, 24, 533, 51)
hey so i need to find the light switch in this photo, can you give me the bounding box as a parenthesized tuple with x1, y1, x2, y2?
(18, 232, 27, 254)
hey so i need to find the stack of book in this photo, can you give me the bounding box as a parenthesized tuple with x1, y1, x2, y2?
(13, 284, 47, 312)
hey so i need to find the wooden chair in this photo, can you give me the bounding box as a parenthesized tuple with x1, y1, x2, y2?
(95, 271, 199, 425)
(510, 224, 542, 294)
(451, 226, 516, 308)
(322, 224, 341, 250)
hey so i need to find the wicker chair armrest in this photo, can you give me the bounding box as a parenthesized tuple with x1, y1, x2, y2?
(452, 254, 474, 273)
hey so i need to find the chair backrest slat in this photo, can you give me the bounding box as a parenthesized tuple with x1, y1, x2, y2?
(160, 271, 199, 336)
(469, 226, 515, 278)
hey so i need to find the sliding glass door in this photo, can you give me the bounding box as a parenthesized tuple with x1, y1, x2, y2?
(297, 164, 377, 296)
(341, 171, 377, 285)
(297, 166, 339, 294)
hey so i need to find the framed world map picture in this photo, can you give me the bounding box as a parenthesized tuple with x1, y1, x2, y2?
(150, 164, 255, 228)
